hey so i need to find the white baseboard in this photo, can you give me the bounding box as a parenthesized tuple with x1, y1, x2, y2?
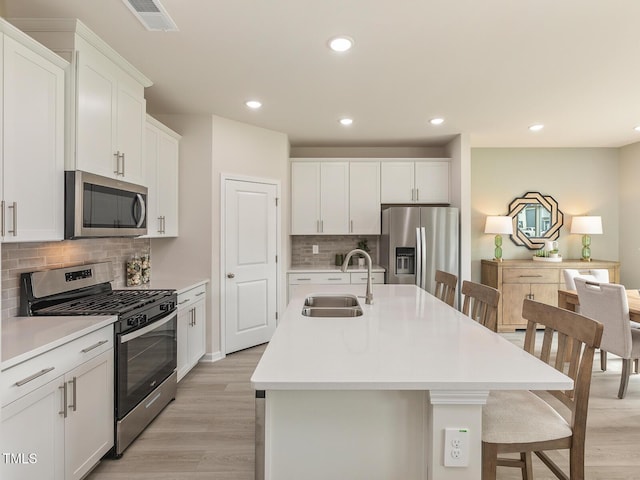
(200, 351, 225, 363)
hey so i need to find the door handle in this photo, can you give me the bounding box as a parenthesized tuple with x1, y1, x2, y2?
(68, 377, 77, 412)
(227, 273, 235, 278)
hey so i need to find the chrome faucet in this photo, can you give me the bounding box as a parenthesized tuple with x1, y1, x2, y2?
(342, 249, 373, 305)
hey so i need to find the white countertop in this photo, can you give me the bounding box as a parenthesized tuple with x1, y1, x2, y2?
(123, 277, 209, 294)
(1, 315, 117, 370)
(288, 265, 385, 273)
(251, 284, 572, 391)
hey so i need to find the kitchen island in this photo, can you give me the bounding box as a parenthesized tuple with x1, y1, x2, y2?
(251, 284, 572, 480)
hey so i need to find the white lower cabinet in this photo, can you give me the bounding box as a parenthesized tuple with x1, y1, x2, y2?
(0, 326, 114, 480)
(287, 271, 385, 303)
(177, 284, 207, 381)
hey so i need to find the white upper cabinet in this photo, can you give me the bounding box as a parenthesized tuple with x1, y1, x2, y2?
(349, 162, 380, 234)
(381, 160, 450, 204)
(145, 116, 180, 237)
(0, 21, 66, 243)
(10, 19, 152, 186)
(291, 161, 349, 235)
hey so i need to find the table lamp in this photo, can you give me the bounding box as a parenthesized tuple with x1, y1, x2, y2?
(485, 216, 513, 262)
(570, 216, 602, 262)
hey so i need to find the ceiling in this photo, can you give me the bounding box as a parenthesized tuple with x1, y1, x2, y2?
(3, 0, 640, 148)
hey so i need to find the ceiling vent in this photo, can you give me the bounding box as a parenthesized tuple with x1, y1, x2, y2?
(122, 0, 179, 32)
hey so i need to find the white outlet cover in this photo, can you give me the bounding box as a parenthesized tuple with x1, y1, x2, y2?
(444, 427, 469, 467)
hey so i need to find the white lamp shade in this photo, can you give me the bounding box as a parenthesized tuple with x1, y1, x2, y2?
(570, 216, 603, 235)
(484, 216, 513, 235)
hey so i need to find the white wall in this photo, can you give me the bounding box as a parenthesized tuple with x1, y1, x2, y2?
(211, 115, 290, 355)
(619, 142, 640, 287)
(470, 148, 620, 282)
(151, 114, 289, 358)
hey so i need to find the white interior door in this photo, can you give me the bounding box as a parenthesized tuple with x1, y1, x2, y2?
(224, 179, 278, 354)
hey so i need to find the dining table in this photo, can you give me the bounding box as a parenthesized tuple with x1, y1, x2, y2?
(558, 287, 640, 319)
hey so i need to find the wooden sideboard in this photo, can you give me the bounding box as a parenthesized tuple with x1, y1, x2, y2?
(481, 259, 620, 332)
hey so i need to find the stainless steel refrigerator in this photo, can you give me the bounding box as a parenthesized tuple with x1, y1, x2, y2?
(380, 206, 459, 295)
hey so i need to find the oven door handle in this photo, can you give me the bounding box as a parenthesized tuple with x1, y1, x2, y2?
(120, 312, 176, 344)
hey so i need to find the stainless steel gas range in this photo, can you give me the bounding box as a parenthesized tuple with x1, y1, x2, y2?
(20, 262, 177, 457)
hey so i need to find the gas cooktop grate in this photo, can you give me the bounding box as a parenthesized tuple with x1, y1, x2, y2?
(33, 289, 175, 316)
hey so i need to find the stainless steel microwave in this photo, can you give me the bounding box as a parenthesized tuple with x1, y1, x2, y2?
(65, 171, 147, 238)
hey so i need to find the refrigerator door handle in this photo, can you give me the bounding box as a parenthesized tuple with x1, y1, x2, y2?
(420, 227, 427, 291)
(415, 227, 422, 288)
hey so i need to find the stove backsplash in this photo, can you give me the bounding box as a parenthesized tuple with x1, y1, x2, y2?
(2, 238, 150, 320)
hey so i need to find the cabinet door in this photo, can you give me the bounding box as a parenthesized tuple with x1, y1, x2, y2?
(380, 162, 414, 203)
(76, 44, 118, 178)
(177, 306, 191, 382)
(291, 162, 320, 234)
(64, 350, 114, 480)
(501, 283, 531, 329)
(530, 284, 559, 308)
(349, 162, 380, 234)
(0, 376, 65, 480)
(156, 130, 179, 236)
(319, 162, 349, 234)
(414, 162, 449, 203)
(188, 300, 206, 369)
(116, 79, 146, 185)
(144, 124, 160, 236)
(2, 36, 65, 242)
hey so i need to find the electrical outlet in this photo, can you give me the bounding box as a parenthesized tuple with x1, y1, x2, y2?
(312, 245, 319, 254)
(444, 427, 469, 467)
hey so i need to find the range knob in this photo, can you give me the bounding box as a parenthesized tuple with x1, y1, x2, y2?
(127, 317, 139, 327)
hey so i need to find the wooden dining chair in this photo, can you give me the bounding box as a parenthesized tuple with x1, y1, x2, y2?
(575, 278, 640, 399)
(482, 299, 603, 480)
(434, 269, 458, 307)
(460, 280, 500, 332)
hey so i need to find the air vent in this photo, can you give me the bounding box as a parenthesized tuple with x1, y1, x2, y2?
(122, 0, 179, 32)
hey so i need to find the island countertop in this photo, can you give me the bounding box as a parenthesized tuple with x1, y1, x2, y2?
(251, 284, 572, 391)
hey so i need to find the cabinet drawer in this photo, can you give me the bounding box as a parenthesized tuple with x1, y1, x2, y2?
(288, 273, 350, 284)
(1, 325, 113, 407)
(178, 284, 207, 310)
(349, 272, 385, 284)
(503, 268, 558, 284)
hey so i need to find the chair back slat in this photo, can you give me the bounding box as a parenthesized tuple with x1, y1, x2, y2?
(461, 281, 500, 332)
(434, 270, 458, 307)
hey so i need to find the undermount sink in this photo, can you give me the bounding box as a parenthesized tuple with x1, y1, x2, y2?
(301, 306, 363, 317)
(303, 294, 360, 308)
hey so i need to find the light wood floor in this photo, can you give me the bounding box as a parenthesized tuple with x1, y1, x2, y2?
(87, 336, 640, 480)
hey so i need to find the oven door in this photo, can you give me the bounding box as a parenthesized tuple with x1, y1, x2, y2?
(116, 311, 177, 419)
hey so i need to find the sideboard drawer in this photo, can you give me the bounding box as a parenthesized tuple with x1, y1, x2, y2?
(503, 268, 558, 284)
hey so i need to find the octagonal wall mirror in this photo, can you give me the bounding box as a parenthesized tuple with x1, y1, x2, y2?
(508, 192, 564, 250)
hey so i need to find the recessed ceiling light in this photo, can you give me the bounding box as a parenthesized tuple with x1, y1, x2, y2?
(634, 125, 640, 132)
(245, 100, 262, 109)
(339, 118, 353, 126)
(328, 36, 354, 52)
(430, 118, 445, 126)
(529, 124, 544, 132)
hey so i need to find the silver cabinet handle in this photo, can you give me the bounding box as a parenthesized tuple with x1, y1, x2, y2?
(114, 152, 120, 174)
(411, 189, 415, 201)
(316, 220, 320, 233)
(68, 377, 77, 412)
(350, 220, 353, 233)
(158, 216, 163, 234)
(8, 202, 17, 236)
(1, 200, 5, 237)
(59, 382, 68, 417)
(321, 220, 323, 232)
(327, 277, 343, 281)
(121, 152, 126, 176)
(15, 367, 55, 387)
(81, 339, 109, 353)
(227, 273, 235, 278)
(178, 298, 190, 305)
(416, 189, 419, 201)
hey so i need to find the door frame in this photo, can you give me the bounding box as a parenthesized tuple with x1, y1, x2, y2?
(220, 173, 281, 355)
